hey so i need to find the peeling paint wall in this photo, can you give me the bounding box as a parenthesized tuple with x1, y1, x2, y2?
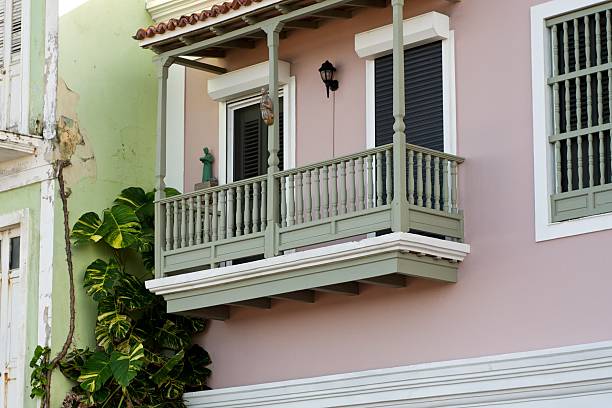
(50, 0, 157, 405)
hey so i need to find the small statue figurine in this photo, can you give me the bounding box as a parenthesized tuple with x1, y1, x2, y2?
(260, 87, 274, 125)
(199, 147, 214, 183)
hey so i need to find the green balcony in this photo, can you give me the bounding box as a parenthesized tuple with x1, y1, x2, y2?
(148, 143, 469, 319)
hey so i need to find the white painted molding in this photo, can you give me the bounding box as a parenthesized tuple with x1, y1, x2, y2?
(0, 130, 41, 162)
(146, 232, 470, 296)
(139, 0, 282, 48)
(0, 209, 30, 408)
(354, 11, 449, 60)
(0, 158, 54, 193)
(208, 61, 291, 102)
(165, 64, 185, 192)
(531, 0, 612, 241)
(20, 0, 31, 135)
(37, 179, 55, 349)
(185, 341, 612, 407)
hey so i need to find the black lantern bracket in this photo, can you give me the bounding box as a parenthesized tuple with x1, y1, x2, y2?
(319, 60, 339, 98)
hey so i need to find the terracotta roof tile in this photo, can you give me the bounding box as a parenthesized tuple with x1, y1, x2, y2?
(134, 0, 264, 41)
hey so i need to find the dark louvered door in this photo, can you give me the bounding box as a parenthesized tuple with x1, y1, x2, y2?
(374, 41, 444, 151)
(233, 98, 284, 181)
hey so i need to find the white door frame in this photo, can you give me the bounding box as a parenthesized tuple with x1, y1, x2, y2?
(0, 209, 29, 408)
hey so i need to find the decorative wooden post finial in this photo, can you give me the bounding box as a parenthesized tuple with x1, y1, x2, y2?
(260, 87, 274, 125)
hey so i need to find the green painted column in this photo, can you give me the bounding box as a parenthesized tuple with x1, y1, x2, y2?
(263, 22, 284, 258)
(155, 58, 171, 277)
(391, 0, 409, 232)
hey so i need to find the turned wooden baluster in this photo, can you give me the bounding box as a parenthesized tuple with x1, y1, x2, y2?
(280, 176, 287, 227)
(339, 162, 347, 215)
(236, 186, 243, 236)
(165, 202, 172, 250)
(253, 182, 260, 232)
(296, 172, 304, 223)
(376, 151, 383, 206)
(574, 18, 584, 189)
(288, 174, 295, 226)
(219, 190, 227, 240)
(244, 184, 251, 235)
(366, 155, 374, 208)
(312, 168, 321, 220)
(321, 167, 329, 218)
(204, 193, 211, 243)
(417, 152, 424, 207)
(586, 16, 595, 188)
(227, 188, 235, 238)
(425, 154, 432, 208)
(195, 195, 202, 245)
(304, 170, 312, 221)
(188, 197, 195, 246)
(385, 149, 392, 205)
(434, 156, 441, 210)
(442, 159, 449, 212)
(211, 192, 218, 241)
(408, 149, 415, 205)
(347, 159, 356, 213)
(172, 201, 179, 250)
(451, 161, 458, 213)
(180, 198, 187, 248)
(608, 10, 612, 180)
(331, 163, 338, 216)
(552, 24, 562, 193)
(260, 180, 267, 231)
(356, 157, 365, 211)
(597, 12, 605, 185)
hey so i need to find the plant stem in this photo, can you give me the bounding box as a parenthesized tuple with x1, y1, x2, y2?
(42, 160, 77, 408)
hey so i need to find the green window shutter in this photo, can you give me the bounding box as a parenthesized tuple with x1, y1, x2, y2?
(547, 3, 612, 222)
(232, 98, 284, 182)
(10, 0, 20, 60)
(374, 40, 444, 151)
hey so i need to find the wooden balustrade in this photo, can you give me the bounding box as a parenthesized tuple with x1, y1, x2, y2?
(405, 144, 463, 213)
(160, 176, 267, 251)
(275, 145, 394, 227)
(157, 143, 464, 270)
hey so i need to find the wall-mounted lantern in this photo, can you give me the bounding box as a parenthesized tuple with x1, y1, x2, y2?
(319, 60, 339, 98)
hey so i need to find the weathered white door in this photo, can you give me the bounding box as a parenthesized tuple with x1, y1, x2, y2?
(0, 227, 24, 408)
(0, 0, 23, 132)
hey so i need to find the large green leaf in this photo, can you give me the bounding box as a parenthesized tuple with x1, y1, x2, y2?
(151, 350, 185, 386)
(98, 205, 142, 249)
(78, 352, 113, 392)
(59, 348, 93, 382)
(154, 320, 191, 351)
(115, 187, 152, 222)
(71, 212, 104, 244)
(110, 343, 145, 388)
(96, 297, 132, 348)
(83, 259, 121, 301)
(116, 274, 156, 311)
(181, 345, 212, 391)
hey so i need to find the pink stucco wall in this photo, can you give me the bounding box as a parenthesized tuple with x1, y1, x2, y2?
(183, 0, 612, 389)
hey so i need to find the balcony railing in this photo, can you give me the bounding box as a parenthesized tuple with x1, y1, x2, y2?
(156, 143, 464, 278)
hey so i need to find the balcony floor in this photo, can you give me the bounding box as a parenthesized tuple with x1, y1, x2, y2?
(146, 232, 470, 320)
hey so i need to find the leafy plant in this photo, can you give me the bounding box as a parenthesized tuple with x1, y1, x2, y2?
(33, 187, 210, 408)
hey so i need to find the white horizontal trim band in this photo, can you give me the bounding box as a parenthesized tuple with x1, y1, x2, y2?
(146, 232, 470, 296)
(185, 341, 612, 407)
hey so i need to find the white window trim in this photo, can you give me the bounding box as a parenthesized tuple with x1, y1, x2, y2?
(531, 0, 611, 242)
(210, 61, 296, 184)
(20, 0, 31, 134)
(356, 11, 457, 155)
(0, 209, 29, 408)
(184, 340, 612, 408)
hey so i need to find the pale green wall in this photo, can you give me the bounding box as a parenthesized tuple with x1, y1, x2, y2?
(50, 0, 157, 404)
(27, 0, 47, 134)
(0, 183, 41, 408)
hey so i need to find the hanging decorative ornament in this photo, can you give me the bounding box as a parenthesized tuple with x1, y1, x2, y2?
(260, 87, 274, 126)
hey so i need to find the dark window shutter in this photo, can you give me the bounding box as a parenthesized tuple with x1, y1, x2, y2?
(374, 41, 444, 151)
(233, 97, 284, 181)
